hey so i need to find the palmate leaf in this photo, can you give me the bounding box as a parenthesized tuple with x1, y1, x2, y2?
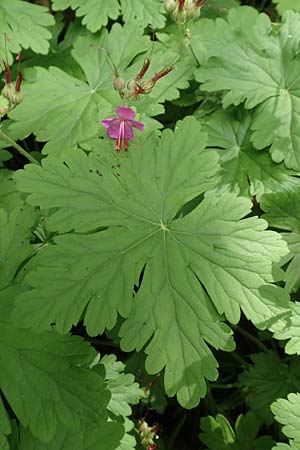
(201, 108, 300, 200)
(19, 418, 123, 450)
(195, 7, 300, 170)
(0, 206, 118, 444)
(14, 117, 289, 408)
(0, 0, 54, 60)
(51, 0, 166, 31)
(199, 412, 274, 450)
(271, 393, 300, 450)
(239, 351, 300, 423)
(8, 23, 193, 155)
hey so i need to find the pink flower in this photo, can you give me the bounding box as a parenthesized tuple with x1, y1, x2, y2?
(102, 106, 144, 151)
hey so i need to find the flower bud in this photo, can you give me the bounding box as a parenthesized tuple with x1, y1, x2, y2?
(138, 79, 155, 94)
(1, 83, 16, 101)
(113, 76, 126, 91)
(164, 0, 177, 13)
(10, 90, 23, 106)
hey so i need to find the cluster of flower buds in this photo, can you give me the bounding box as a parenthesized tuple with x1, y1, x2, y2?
(1, 34, 23, 112)
(165, 0, 205, 24)
(95, 40, 178, 102)
(138, 420, 159, 450)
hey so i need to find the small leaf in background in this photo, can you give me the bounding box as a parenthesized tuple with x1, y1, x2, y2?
(239, 351, 300, 423)
(0, 0, 54, 59)
(199, 412, 274, 450)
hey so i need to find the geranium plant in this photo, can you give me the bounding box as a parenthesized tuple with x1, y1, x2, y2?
(1, 0, 300, 449)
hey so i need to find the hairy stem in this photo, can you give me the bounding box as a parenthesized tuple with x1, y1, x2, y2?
(0, 127, 40, 165)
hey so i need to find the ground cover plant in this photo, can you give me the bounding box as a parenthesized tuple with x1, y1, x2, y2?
(2, 0, 300, 449)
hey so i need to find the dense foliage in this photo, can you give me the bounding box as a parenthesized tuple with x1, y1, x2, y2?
(1, 0, 300, 449)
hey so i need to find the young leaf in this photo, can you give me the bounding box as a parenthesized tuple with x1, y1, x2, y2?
(271, 393, 300, 450)
(239, 351, 300, 423)
(272, 302, 300, 354)
(0, 0, 54, 58)
(201, 108, 300, 200)
(100, 354, 145, 450)
(14, 117, 289, 408)
(100, 354, 144, 417)
(199, 412, 274, 450)
(195, 7, 300, 170)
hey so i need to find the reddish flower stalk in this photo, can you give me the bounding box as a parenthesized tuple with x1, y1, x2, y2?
(15, 52, 22, 92)
(195, 0, 204, 6)
(151, 67, 174, 83)
(178, 0, 185, 10)
(136, 57, 151, 81)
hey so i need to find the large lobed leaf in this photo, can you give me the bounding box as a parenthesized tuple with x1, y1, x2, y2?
(195, 7, 300, 170)
(13, 117, 290, 408)
(8, 23, 193, 155)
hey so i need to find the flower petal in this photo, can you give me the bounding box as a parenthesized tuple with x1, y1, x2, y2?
(105, 121, 122, 139)
(102, 118, 117, 129)
(116, 106, 136, 120)
(129, 119, 144, 131)
(123, 122, 134, 140)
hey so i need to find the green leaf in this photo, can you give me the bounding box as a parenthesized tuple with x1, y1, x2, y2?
(19, 420, 123, 450)
(100, 354, 144, 450)
(271, 393, 300, 449)
(201, 108, 300, 200)
(199, 412, 274, 450)
(14, 117, 289, 408)
(7, 23, 149, 155)
(51, 0, 166, 30)
(201, 0, 240, 18)
(0, 397, 11, 450)
(195, 7, 300, 170)
(0, 0, 54, 59)
(52, 0, 120, 32)
(0, 206, 35, 290)
(0, 170, 24, 212)
(8, 23, 194, 155)
(120, 0, 166, 29)
(239, 351, 300, 423)
(272, 302, 300, 354)
(261, 190, 300, 293)
(101, 354, 144, 417)
(273, 0, 300, 15)
(0, 324, 109, 442)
